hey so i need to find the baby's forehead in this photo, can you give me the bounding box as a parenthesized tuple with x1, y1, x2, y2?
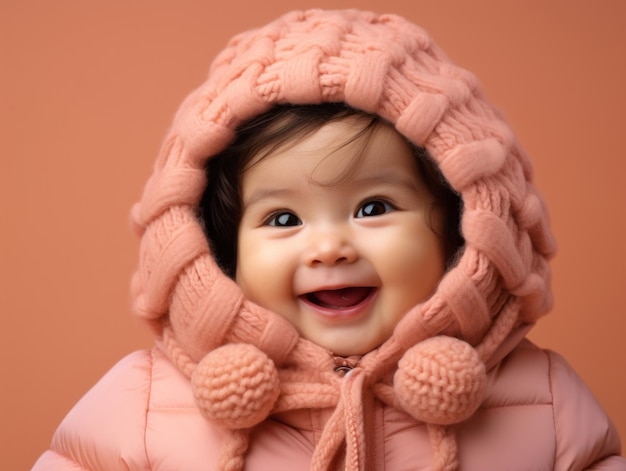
(244, 112, 379, 162)
(240, 118, 423, 194)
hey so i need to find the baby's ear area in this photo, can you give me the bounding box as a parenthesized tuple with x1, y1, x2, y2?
(197, 150, 242, 279)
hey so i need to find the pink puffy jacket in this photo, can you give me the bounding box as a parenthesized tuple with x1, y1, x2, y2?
(33, 339, 624, 470)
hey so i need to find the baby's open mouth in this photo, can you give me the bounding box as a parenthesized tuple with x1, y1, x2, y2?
(305, 287, 374, 309)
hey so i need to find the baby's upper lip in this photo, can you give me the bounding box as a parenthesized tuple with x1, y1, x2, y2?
(296, 282, 377, 297)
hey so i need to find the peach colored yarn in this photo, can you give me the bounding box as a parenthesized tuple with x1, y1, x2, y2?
(130, 9, 556, 471)
(394, 336, 487, 425)
(192, 343, 281, 429)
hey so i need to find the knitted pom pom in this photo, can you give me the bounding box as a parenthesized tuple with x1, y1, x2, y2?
(394, 336, 486, 425)
(191, 343, 280, 429)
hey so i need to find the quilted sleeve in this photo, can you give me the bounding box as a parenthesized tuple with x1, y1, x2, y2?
(31, 350, 154, 471)
(549, 350, 626, 470)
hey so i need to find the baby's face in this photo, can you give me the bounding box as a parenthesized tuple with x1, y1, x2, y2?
(236, 117, 445, 356)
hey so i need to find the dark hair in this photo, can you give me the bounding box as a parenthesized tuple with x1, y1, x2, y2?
(199, 103, 464, 277)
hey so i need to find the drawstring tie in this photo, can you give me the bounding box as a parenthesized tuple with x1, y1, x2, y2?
(164, 298, 520, 470)
(312, 367, 368, 470)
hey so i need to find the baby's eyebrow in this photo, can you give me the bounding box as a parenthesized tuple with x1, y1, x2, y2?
(242, 187, 295, 209)
(351, 172, 422, 192)
(242, 171, 422, 210)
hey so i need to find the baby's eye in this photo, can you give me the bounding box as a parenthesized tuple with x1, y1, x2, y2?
(266, 211, 302, 227)
(355, 199, 395, 218)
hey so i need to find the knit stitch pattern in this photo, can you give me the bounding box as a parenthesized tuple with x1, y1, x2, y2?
(129, 9, 556, 470)
(192, 343, 280, 429)
(394, 336, 487, 425)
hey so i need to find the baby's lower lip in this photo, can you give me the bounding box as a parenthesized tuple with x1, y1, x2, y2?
(299, 288, 377, 320)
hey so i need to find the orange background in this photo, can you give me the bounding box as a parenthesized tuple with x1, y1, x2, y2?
(2, 1, 625, 468)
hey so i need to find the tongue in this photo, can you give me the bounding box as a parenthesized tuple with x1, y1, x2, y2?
(310, 287, 371, 308)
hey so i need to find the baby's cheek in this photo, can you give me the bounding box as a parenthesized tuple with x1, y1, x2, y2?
(237, 262, 291, 315)
(392, 245, 443, 294)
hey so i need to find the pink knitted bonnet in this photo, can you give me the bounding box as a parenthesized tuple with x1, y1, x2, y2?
(130, 9, 556, 470)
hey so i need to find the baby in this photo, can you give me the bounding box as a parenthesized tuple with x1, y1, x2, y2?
(33, 9, 625, 471)
(201, 103, 463, 358)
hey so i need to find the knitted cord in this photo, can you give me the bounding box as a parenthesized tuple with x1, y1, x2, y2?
(428, 425, 459, 471)
(310, 369, 370, 471)
(218, 428, 251, 471)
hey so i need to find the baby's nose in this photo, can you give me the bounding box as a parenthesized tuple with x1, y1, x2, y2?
(304, 229, 358, 266)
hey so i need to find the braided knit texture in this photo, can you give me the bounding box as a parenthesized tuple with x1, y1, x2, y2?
(129, 9, 557, 470)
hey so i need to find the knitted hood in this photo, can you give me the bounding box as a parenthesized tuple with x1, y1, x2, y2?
(130, 9, 556, 470)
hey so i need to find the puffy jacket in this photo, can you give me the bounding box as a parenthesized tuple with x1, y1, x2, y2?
(33, 9, 626, 470)
(33, 339, 624, 470)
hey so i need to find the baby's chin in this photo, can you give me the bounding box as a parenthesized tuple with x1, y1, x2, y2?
(313, 336, 385, 358)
